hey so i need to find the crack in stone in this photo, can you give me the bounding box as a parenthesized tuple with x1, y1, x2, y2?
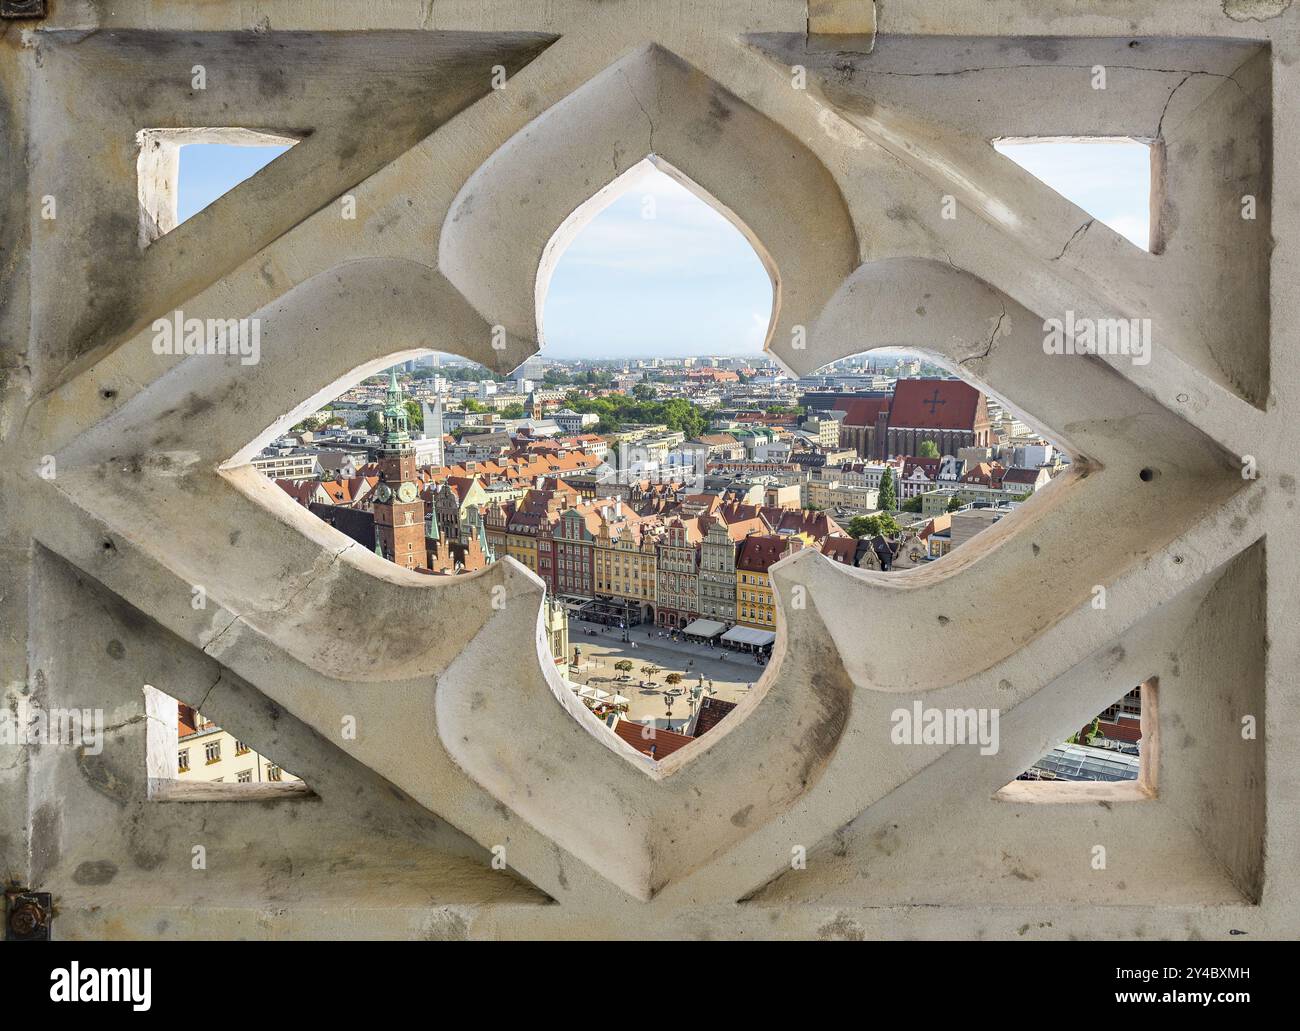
(193, 671, 225, 715)
(1156, 73, 1193, 138)
(1051, 218, 1094, 261)
(100, 714, 147, 735)
(938, 248, 966, 275)
(202, 611, 243, 656)
(862, 64, 1242, 82)
(959, 306, 1008, 366)
(621, 69, 655, 157)
(200, 542, 354, 658)
(838, 63, 1253, 125)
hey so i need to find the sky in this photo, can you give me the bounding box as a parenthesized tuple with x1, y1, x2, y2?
(176, 143, 292, 223)
(992, 139, 1151, 250)
(539, 165, 774, 358)
(175, 140, 1149, 358)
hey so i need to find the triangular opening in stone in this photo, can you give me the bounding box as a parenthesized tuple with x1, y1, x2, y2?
(993, 137, 1154, 251)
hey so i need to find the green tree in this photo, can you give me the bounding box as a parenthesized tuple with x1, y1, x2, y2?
(946, 495, 964, 513)
(848, 513, 900, 539)
(460, 398, 490, 414)
(404, 399, 423, 433)
(560, 393, 707, 439)
(365, 410, 383, 435)
(901, 496, 922, 513)
(918, 439, 940, 458)
(878, 467, 897, 512)
(613, 660, 634, 678)
(498, 403, 527, 419)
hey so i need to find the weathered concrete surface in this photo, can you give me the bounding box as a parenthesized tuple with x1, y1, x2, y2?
(1, 1, 1296, 939)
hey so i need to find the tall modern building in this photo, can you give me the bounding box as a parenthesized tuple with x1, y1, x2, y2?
(417, 399, 445, 467)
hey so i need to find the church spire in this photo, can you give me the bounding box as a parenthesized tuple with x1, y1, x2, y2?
(380, 368, 411, 453)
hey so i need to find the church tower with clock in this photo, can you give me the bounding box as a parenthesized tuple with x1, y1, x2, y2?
(372, 369, 428, 570)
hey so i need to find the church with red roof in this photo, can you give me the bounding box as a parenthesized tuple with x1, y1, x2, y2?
(837, 378, 992, 460)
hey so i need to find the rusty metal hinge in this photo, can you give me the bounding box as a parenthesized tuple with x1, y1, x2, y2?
(5, 888, 53, 941)
(1, 0, 48, 20)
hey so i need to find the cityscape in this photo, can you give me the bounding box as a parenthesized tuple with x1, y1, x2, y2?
(6, 0, 1283, 962)
(172, 348, 1140, 781)
(162, 118, 1147, 789)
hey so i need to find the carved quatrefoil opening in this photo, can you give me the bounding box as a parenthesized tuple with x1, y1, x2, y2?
(23, 24, 1267, 915)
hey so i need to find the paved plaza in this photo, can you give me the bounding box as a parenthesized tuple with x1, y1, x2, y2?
(564, 619, 770, 727)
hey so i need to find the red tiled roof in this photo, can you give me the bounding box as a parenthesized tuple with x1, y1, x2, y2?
(759, 507, 845, 540)
(821, 536, 859, 564)
(840, 396, 891, 427)
(314, 473, 378, 505)
(961, 461, 1006, 486)
(178, 703, 198, 738)
(445, 475, 481, 501)
(275, 479, 314, 506)
(1002, 467, 1043, 485)
(718, 502, 763, 525)
(725, 517, 767, 540)
(736, 533, 797, 574)
(888, 378, 985, 431)
(692, 696, 737, 738)
(613, 719, 695, 760)
(919, 513, 951, 539)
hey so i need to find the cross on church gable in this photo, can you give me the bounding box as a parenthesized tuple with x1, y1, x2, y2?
(924, 388, 947, 416)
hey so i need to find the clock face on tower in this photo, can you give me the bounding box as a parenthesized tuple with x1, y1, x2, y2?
(397, 481, 418, 504)
(375, 484, 392, 504)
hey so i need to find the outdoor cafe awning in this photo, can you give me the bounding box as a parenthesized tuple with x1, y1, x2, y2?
(682, 618, 726, 638)
(721, 625, 777, 648)
(573, 685, 629, 708)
